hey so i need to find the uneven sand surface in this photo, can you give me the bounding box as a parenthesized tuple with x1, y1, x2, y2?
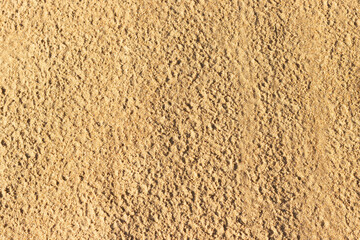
(0, 0, 359, 239)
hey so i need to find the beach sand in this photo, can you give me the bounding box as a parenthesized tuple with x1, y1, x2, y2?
(0, 0, 359, 239)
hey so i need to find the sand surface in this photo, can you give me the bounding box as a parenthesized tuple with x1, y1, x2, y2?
(0, 0, 359, 239)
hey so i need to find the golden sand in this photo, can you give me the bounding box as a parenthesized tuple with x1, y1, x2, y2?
(0, 1, 359, 239)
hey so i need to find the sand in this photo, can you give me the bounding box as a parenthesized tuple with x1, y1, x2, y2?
(0, 0, 359, 239)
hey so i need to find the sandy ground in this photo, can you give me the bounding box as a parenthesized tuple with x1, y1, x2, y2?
(0, 0, 359, 239)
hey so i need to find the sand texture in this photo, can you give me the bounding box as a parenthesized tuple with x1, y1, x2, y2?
(0, 0, 359, 239)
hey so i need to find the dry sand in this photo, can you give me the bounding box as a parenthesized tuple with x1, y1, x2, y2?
(0, 0, 359, 239)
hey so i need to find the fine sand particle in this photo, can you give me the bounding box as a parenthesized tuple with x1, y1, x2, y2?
(0, 0, 359, 239)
